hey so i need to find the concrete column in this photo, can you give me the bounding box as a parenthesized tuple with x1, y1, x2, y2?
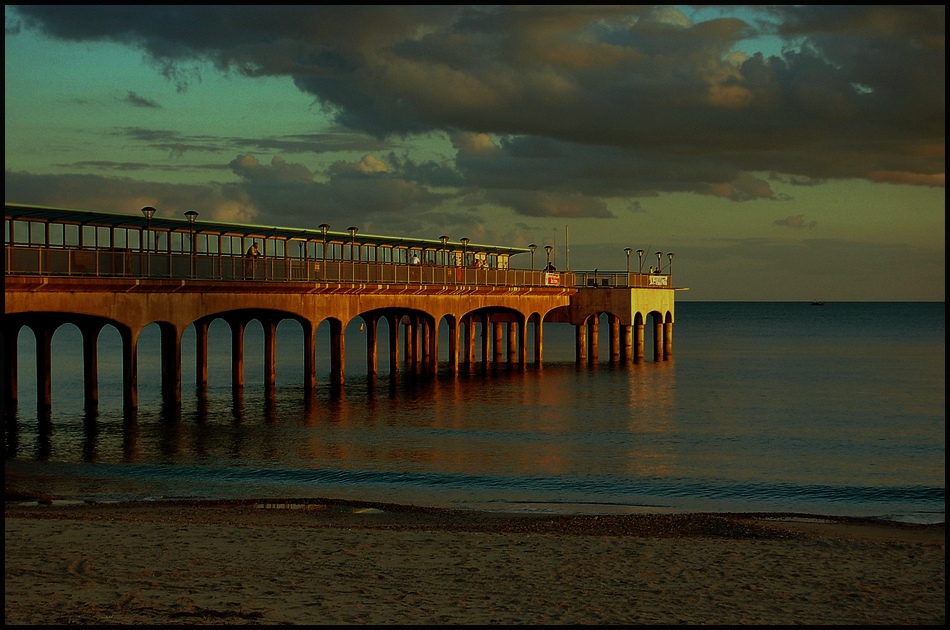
(160, 323, 182, 405)
(621, 324, 633, 364)
(448, 317, 459, 373)
(465, 316, 476, 365)
(263, 319, 277, 395)
(34, 325, 53, 414)
(534, 318, 543, 365)
(609, 315, 620, 363)
(635, 322, 645, 364)
(664, 320, 673, 360)
(588, 316, 599, 364)
(507, 322, 517, 363)
(366, 316, 378, 376)
(427, 318, 439, 374)
(493, 321, 503, 363)
(653, 317, 664, 362)
(121, 326, 138, 410)
(229, 319, 246, 393)
(480, 314, 490, 366)
(303, 322, 316, 394)
(330, 319, 345, 386)
(575, 322, 587, 364)
(388, 314, 400, 374)
(517, 319, 527, 365)
(2, 323, 20, 407)
(195, 319, 209, 392)
(80, 322, 101, 410)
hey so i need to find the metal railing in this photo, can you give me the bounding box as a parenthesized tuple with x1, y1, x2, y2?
(5, 245, 675, 288)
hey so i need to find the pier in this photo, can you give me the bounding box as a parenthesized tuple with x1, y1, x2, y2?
(3, 204, 681, 414)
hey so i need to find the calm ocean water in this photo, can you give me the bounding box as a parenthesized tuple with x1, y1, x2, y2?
(4, 302, 945, 523)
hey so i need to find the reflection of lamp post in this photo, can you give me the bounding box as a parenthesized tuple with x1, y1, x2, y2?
(347, 226, 358, 281)
(624, 247, 632, 277)
(636, 249, 644, 274)
(319, 223, 330, 262)
(528, 243, 537, 271)
(667, 252, 674, 280)
(544, 245, 553, 269)
(185, 210, 198, 278)
(141, 206, 156, 277)
(439, 235, 448, 266)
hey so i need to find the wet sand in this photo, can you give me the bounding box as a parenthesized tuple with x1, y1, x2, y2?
(4, 495, 944, 625)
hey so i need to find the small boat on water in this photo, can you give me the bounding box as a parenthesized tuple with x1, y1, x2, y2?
(811, 300, 825, 306)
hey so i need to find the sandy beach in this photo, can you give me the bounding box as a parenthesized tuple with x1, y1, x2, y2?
(4, 495, 944, 625)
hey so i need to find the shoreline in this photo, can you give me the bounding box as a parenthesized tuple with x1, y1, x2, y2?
(6, 493, 945, 624)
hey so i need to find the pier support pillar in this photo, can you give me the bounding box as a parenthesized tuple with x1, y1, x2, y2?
(195, 318, 209, 393)
(2, 323, 20, 409)
(588, 315, 599, 364)
(534, 317, 543, 365)
(303, 322, 316, 394)
(330, 319, 345, 386)
(263, 319, 277, 395)
(480, 314, 490, 366)
(79, 322, 103, 410)
(160, 323, 182, 404)
(447, 317, 459, 373)
(609, 315, 620, 364)
(663, 320, 673, 360)
(121, 326, 138, 410)
(653, 317, 663, 362)
(621, 324, 633, 364)
(575, 321, 587, 364)
(366, 317, 378, 377)
(634, 321, 645, 364)
(229, 319, 246, 393)
(388, 314, 400, 374)
(33, 325, 53, 414)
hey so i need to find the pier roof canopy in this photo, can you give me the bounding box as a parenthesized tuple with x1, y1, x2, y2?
(5, 203, 530, 256)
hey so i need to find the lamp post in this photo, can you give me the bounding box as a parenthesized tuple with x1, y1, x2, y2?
(141, 206, 156, 277)
(637, 249, 644, 274)
(347, 226, 358, 282)
(667, 252, 674, 281)
(185, 210, 198, 278)
(655, 251, 662, 274)
(544, 244, 553, 269)
(439, 235, 448, 266)
(318, 223, 330, 263)
(624, 247, 632, 279)
(528, 243, 537, 271)
(460, 237, 470, 267)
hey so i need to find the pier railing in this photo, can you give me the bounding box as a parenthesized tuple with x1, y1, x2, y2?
(5, 244, 676, 288)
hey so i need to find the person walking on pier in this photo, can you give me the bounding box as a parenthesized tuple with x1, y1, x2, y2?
(245, 242, 261, 278)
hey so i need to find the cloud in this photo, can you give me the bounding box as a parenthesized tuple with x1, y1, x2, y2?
(122, 91, 160, 108)
(773, 214, 817, 229)
(5, 5, 944, 230)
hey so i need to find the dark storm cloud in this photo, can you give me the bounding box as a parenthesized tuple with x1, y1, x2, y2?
(7, 5, 945, 221)
(122, 91, 160, 108)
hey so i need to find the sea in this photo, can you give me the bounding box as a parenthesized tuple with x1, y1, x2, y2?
(4, 302, 945, 524)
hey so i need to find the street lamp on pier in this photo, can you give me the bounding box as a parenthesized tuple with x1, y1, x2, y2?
(141, 206, 156, 277)
(319, 224, 330, 263)
(528, 243, 537, 271)
(655, 251, 662, 274)
(439, 235, 448, 266)
(460, 237, 470, 267)
(636, 249, 644, 274)
(185, 210, 198, 278)
(667, 252, 674, 281)
(544, 244, 553, 269)
(347, 226, 358, 282)
(624, 247, 632, 279)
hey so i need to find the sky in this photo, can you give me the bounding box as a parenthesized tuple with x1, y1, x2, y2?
(4, 5, 945, 301)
